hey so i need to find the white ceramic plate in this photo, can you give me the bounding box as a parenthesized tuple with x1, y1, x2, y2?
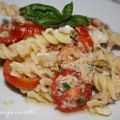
(0, 0, 120, 120)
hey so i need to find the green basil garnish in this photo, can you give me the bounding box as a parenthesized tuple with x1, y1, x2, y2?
(65, 15, 90, 26)
(76, 97, 85, 105)
(62, 2, 73, 21)
(63, 83, 70, 89)
(20, 2, 90, 28)
(20, 3, 63, 26)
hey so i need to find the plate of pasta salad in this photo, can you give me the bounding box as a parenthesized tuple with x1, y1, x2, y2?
(0, 0, 120, 120)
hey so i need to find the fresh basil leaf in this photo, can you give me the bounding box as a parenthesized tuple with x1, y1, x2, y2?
(20, 4, 63, 26)
(20, 3, 91, 28)
(65, 15, 90, 26)
(37, 16, 63, 25)
(20, 3, 62, 17)
(62, 2, 73, 20)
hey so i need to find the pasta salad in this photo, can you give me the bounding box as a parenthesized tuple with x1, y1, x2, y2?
(0, 1, 120, 116)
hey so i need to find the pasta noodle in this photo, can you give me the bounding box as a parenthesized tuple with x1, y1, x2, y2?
(88, 107, 112, 116)
(0, 36, 47, 59)
(42, 27, 73, 44)
(0, 1, 19, 16)
(0, 27, 73, 60)
(37, 78, 53, 93)
(87, 49, 120, 115)
(108, 31, 120, 47)
(27, 78, 54, 104)
(93, 73, 117, 100)
(31, 52, 58, 67)
(10, 60, 54, 78)
(27, 91, 51, 104)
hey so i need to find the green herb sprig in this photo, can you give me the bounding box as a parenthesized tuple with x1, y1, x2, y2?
(76, 97, 85, 105)
(62, 83, 70, 89)
(20, 2, 90, 28)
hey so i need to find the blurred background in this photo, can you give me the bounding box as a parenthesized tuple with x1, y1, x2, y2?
(109, 0, 120, 4)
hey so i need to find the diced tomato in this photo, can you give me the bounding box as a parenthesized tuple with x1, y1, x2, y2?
(3, 60, 40, 90)
(12, 21, 45, 38)
(0, 29, 23, 45)
(51, 69, 92, 112)
(0, 21, 45, 45)
(75, 25, 94, 52)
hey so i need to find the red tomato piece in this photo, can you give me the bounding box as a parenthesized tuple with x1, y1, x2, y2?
(0, 21, 45, 45)
(3, 60, 40, 90)
(75, 25, 94, 52)
(0, 29, 23, 45)
(12, 21, 45, 38)
(51, 69, 92, 112)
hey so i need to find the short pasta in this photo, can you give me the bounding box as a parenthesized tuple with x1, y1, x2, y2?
(0, 35, 47, 59)
(0, 1, 19, 16)
(0, 28, 73, 60)
(10, 60, 54, 78)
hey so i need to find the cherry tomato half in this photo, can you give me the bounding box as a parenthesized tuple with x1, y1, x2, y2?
(51, 69, 92, 112)
(0, 21, 45, 45)
(3, 60, 40, 90)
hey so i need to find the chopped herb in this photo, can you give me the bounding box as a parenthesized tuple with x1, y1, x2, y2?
(58, 65, 63, 72)
(70, 34, 78, 45)
(62, 83, 70, 89)
(76, 97, 85, 105)
(100, 43, 108, 48)
(99, 28, 103, 32)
